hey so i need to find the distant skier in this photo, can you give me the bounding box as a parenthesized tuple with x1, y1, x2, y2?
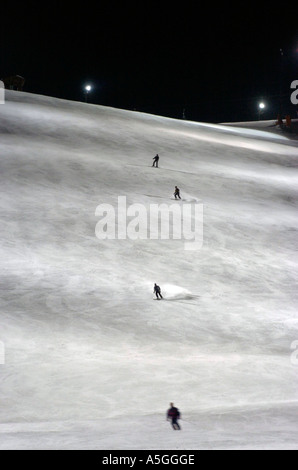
(174, 186, 181, 199)
(153, 283, 163, 299)
(152, 154, 159, 167)
(167, 403, 181, 430)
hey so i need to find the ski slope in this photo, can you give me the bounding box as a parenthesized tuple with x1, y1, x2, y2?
(0, 90, 298, 449)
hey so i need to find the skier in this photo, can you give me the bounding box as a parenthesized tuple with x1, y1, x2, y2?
(152, 154, 159, 167)
(167, 403, 181, 430)
(153, 283, 163, 299)
(174, 186, 181, 199)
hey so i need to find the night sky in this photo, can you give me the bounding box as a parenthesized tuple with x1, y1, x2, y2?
(1, 2, 297, 123)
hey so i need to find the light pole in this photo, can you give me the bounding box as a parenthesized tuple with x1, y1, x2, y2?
(84, 85, 92, 102)
(258, 102, 265, 120)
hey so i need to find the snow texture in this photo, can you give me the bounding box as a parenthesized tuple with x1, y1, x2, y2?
(0, 91, 298, 449)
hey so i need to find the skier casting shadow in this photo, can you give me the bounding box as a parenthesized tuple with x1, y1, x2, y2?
(174, 186, 181, 199)
(167, 403, 181, 430)
(152, 154, 159, 167)
(154, 283, 163, 299)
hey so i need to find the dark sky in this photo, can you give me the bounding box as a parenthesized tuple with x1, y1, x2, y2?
(1, 2, 297, 122)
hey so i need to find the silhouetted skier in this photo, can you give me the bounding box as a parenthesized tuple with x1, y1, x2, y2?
(152, 154, 159, 167)
(154, 283, 163, 299)
(167, 403, 181, 430)
(174, 186, 181, 199)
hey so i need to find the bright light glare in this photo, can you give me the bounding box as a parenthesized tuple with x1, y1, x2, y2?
(259, 102, 265, 109)
(85, 85, 92, 92)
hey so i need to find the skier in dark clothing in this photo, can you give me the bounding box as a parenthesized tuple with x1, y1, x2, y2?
(152, 154, 159, 167)
(167, 403, 181, 430)
(174, 186, 181, 199)
(153, 283, 163, 299)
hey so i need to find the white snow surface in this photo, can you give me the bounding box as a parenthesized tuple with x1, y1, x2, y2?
(0, 91, 298, 449)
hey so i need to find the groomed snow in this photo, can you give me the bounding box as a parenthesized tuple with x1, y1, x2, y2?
(0, 91, 298, 449)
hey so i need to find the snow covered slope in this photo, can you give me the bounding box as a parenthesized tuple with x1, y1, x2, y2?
(1, 91, 298, 449)
(222, 118, 298, 140)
